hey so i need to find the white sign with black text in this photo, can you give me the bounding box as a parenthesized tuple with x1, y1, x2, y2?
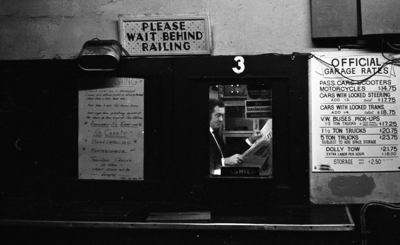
(310, 52, 400, 172)
(78, 77, 144, 180)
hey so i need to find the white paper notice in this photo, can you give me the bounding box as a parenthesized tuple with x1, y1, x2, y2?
(79, 77, 144, 180)
(310, 52, 400, 172)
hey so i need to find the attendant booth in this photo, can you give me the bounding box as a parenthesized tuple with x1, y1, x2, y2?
(0, 54, 358, 244)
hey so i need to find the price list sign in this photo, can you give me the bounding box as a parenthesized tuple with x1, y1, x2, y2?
(310, 52, 400, 172)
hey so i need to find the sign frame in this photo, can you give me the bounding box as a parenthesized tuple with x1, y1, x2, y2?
(118, 14, 212, 56)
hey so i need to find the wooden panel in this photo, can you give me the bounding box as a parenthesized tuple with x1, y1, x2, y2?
(361, 0, 400, 35)
(311, 173, 400, 204)
(311, 0, 359, 38)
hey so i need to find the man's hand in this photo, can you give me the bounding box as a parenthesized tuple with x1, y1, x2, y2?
(224, 154, 243, 166)
(248, 130, 262, 144)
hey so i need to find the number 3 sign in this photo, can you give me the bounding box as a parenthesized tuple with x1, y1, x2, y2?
(232, 56, 245, 74)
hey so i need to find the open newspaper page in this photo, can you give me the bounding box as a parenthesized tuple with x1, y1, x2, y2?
(242, 119, 272, 175)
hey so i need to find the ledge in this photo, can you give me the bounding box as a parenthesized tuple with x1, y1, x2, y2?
(0, 200, 354, 231)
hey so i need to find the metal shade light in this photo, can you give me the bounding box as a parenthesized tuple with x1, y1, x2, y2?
(77, 39, 129, 71)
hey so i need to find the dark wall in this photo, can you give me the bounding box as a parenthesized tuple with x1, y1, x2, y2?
(0, 55, 309, 206)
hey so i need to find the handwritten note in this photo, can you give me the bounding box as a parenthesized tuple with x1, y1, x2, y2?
(78, 77, 144, 180)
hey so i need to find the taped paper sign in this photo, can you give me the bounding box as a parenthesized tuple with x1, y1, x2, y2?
(79, 77, 144, 180)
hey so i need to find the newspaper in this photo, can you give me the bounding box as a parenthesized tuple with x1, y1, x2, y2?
(242, 119, 272, 175)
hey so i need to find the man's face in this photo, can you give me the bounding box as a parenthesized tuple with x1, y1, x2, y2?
(210, 106, 225, 129)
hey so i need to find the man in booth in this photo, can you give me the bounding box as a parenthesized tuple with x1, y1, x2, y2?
(209, 99, 262, 175)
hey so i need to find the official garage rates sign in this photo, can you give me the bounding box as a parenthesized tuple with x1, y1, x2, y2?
(310, 51, 400, 172)
(118, 15, 211, 56)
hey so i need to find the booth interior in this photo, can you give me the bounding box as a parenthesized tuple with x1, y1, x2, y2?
(0, 55, 356, 243)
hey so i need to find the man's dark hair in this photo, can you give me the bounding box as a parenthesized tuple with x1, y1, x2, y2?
(209, 99, 225, 121)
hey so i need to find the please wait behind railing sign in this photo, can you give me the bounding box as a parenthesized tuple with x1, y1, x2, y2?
(118, 15, 211, 56)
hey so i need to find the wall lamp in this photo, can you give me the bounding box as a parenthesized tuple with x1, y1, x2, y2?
(77, 39, 129, 71)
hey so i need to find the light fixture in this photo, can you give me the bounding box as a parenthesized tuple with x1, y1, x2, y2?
(77, 39, 129, 71)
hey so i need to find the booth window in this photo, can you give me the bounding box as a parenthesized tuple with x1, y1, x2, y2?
(209, 83, 272, 177)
